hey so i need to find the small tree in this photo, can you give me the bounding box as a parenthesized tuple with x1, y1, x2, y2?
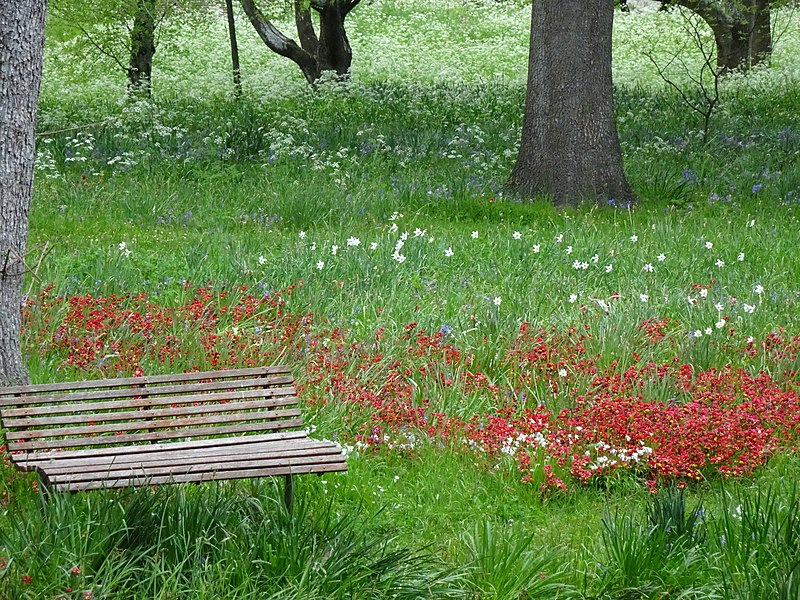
(644, 8, 722, 144)
(0, 0, 48, 386)
(50, 0, 174, 96)
(509, 0, 635, 207)
(240, 0, 361, 84)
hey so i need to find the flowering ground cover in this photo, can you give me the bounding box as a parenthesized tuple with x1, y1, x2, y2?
(2, 1, 800, 597)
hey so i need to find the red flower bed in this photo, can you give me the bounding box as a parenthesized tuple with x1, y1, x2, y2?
(20, 283, 800, 493)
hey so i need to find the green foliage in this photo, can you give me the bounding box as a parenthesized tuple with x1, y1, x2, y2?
(5, 0, 800, 596)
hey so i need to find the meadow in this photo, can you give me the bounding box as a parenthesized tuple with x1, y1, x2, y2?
(2, 0, 800, 597)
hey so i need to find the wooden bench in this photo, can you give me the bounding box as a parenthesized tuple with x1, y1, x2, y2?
(0, 366, 347, 509)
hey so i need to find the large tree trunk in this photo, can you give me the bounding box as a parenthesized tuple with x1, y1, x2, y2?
(0, 0, 47, 386)
(128, 0, 157, 96)
(673, 0, 772, 73)
(509, 0, 635, 207)
(241, 0, 358, 85)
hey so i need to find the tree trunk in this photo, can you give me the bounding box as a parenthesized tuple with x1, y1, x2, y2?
(128, 0, 157, 96)
(673, 0, 772, 73)
(509, 0, 635, 207)
(225, 0, 243, 98)
(317, 1, 352, 78)
(241, 0, 358, 85)
(0, 0, 47, 386)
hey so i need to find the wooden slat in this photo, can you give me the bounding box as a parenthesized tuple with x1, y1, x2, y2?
(32, 440, 341, 474)
(13, 430, 308, 464)
(49, 462, 348, 491)
(46, 456, 347, 485)
(4, 396, 299, 428)
(43, 446, 345, 478)
(0, 366, 291, 397)
(9, 418, 305, 451)
(0, 376, 294, 408)
(5, 408, 302, 440)
(0, 387, 297, 418)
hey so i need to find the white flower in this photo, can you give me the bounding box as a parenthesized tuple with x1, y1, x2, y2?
(311, 242, 317, 250)
(705, 241, 714, 250)
(118, 242, 127, 250)
(555, 234, 563, 243)
(643, 263, 654, 273)
(444, 247, 454, 257)
(704, 327, 713, 335)
(512, 231, 522, 240)
(258, 255, 267, 265)
(471, 231, 479, 239)
(399, 231, 409, 241)
(591, 254, 599, 263)
(714, 302, 724, 311)
(347, 237, 360, 247)
(299, 231, 307, 239)
(413, 228, 424, 237)
(605, 264, 613, 273)
(594, 298, 610, 312)
(657, 253, 666, 262)
(389, 223, 398, 233)
(630, 234, 638, 242)
(743, 303, 755, 314)
(493, 296, 502, 307)
(572, 260, 582, 270)
(639, 293, 649, 303)
(331, 245, 339, 255)
(532, 244, 540, 253)
(747, 219, 755, 228)
(716, 319, 726, 329)
(715, 259, 725, 268)
(747, 336, 754, 344)
(699, 288, 708, 298)
(568, 293, 578, 303)
(694, 330, 703, 338)
(370, 242, 378, 250)
(389, 211, 401, 221)
(566, 245, 573, 255)
(558, 368, 567, 377)
(393, 252, 406, 264)
(316, 260, 325, 270)
(754, 284, 764, 295)
(687, 296, 697, 306)
(737, 252, 745, 262)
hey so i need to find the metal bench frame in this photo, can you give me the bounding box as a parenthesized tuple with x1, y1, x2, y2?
(0, 366, 346, 509)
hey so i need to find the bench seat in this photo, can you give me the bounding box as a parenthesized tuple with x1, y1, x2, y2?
(0, 366, 347, 505)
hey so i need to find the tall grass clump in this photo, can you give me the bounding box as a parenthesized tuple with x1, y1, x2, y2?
(0, 482, 454, 598)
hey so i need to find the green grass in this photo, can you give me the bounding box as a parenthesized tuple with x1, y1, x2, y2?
(3, 0, 800, 597)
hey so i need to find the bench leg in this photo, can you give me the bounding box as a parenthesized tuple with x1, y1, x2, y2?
(283, 474, 294, 514)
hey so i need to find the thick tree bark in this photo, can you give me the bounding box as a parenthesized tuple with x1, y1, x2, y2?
(128, 0, 157, 96)
(509, 0, 635, 207)
(240, 0, 358, 85)
(225, 0, 243, 98)
(672, 0, 772, 72)
(0, 0, 47, 386)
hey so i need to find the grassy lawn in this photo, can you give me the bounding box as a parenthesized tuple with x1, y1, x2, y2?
(2, 1, 800, 597)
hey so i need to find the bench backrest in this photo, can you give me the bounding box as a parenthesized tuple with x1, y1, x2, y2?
(0, 366, 302, 453)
